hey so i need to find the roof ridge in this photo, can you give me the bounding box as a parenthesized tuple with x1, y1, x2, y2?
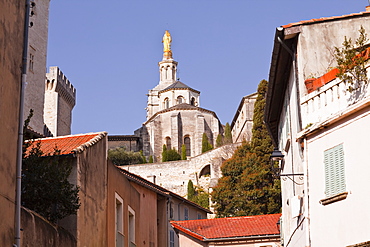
(24, 131, 107, 143)
(73, 132, 107, 153)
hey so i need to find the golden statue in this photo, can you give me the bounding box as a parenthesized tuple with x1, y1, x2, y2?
(162, 30, 172, 52)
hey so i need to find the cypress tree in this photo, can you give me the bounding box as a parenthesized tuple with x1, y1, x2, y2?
(187, 180, 195, 201)
(162, 144, 168, 162)
(211, 79, 281, 217)
(224, 122, 233, 144)
(216, 134, 223, 147)
(201, 133, 213, 153)
(181, 144, 187, 160)
(149, 155, 154, 163)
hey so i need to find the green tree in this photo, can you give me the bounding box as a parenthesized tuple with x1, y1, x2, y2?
(211, 79, 280, 217)
(181, 144, 187, 160)
(223, 122, 233, 144)
(201, 133, 213, 153)
(149, 155, 154, 163)
(187, 180, 209, 209)
(22, 142, 80, 223)
(166, 148, 181, 161)
(187, 180, 195, 201)
(216, 134, 223, 147)
(108, 147, 145, 165)
(162, 144, 168, 162)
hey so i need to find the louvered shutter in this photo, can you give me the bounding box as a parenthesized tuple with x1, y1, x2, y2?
(324, 144, 346, 197)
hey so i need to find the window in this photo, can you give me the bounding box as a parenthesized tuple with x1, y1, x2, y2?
(128, 206, 135, 247)
(197, 213, 202, 219)
(29, 53, 34, 72)
(184, 207, 189, 220)
(324, 144, 346, 198)
(115, 193, 124, 247)
(184, 136, 191, 156)
(190, 97, 195, 106)
(170, 230, 175, 247)
(177, 96, 184, 104)
(166, 137, 171, 150)
(164, 98, 169, 109)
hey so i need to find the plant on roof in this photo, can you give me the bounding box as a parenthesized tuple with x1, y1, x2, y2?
(334, 26, 369, 92)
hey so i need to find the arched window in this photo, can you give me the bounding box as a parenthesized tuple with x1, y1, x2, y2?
(164, 98, 169, 109)
(184, 136, 191, 156)
(166, 137, 171, 150)
(190, 97, 195, 106)
(177, 96, 184, 104)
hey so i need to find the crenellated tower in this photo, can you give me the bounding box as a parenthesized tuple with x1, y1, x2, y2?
(44, 66, 76, 136)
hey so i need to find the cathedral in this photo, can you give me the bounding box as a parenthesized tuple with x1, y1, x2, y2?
(109, 31, 224, 162)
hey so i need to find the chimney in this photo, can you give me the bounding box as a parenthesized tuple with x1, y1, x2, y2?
(366, 5, 370, 12)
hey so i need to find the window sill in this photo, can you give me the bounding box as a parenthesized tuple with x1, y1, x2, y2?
(320, 192, 348, 205)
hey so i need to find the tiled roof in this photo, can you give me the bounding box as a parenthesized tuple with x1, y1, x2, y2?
(25, 132, 107, 156)
(282, 10, 370, 28)
(159, 81, 200, 94)
(171, 213, 281, 241)
(117, 167, 212, 214)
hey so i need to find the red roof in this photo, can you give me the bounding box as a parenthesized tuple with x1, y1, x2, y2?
(25, 132, 107, 156)
(282, 10, 370, 28)
(171, 213, 281, 241)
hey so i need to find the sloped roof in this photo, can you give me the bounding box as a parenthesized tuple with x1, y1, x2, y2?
(282, 9, 370, 28)
(25, 132, 107, 156)
(117, 167, 212, 214)
(171, 213, 281, 241)
(145, 103, 220, 125)
(159, 81, 200, 94)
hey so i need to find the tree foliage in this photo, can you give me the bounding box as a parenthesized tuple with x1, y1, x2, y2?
(108, 147, 146, 165)
(211, 79, 280, 217)
(149, 155, 154, 163)
(181, 144, 187, 160)
(22, 142, 80, 223)
(162, 145, 181, 162)
(216, 134, 223, 148)
(201, 133, 213, 153)
(187, 180, 209, 209)
(335, 26, 369, 92)
(223, 122, 233, 144)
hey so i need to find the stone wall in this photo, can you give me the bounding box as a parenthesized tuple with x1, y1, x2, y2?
(121, 143, 240, 197)
(21, 207, 76, 247)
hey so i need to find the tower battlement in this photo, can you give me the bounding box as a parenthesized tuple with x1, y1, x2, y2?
(46, 66, 76, 107)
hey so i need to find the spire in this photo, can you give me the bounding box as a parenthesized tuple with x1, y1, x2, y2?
(162, 30, 172, 59)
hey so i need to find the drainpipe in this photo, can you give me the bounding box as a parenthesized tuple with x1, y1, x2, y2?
(303, 137, 311, 246)
(15, 1, 31, 246)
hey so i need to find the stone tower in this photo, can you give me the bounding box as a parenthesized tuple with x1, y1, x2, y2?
(44, 67, 76, 136)
(136, 31, 222, 162)
(24, 0, 51, 135)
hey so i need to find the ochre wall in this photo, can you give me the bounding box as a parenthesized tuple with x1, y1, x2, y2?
(0, 0, 25, 245)
(106, 162, 141, 247)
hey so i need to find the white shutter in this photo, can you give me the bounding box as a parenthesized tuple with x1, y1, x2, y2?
(324, 144, 346, 197)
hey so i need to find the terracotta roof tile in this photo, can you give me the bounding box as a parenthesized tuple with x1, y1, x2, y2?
(282, 10, 370, 28)
(171, 213, 281, 241)
(25, 132, 107, 156)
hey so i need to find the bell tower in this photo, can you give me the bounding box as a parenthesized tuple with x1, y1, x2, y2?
(146, 30, 178, 120)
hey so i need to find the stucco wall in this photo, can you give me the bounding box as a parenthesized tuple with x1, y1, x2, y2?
(107, 162, 141, 247)
(122, 143, 239, 197)
(307, 106, 370, 246)
(0, 0, 25, 245)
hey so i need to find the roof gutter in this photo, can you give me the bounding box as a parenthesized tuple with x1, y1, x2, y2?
(203, 234, 281, 242)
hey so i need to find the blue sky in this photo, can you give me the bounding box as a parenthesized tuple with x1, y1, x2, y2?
(47, 1, 367, 135)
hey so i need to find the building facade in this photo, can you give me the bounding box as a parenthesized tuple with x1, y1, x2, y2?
(265, 6, 370, 247)
(230, 92, 257, 143)
(0, 0, 25, 245)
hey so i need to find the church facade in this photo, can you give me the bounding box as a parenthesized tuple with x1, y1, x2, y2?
(111, 31, 223, 162)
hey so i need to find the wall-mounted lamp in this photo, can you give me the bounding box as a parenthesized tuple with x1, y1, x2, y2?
(270, 148, 304, 178)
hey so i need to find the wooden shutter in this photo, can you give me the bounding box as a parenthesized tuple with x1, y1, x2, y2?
(324, 144, 346, 197)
